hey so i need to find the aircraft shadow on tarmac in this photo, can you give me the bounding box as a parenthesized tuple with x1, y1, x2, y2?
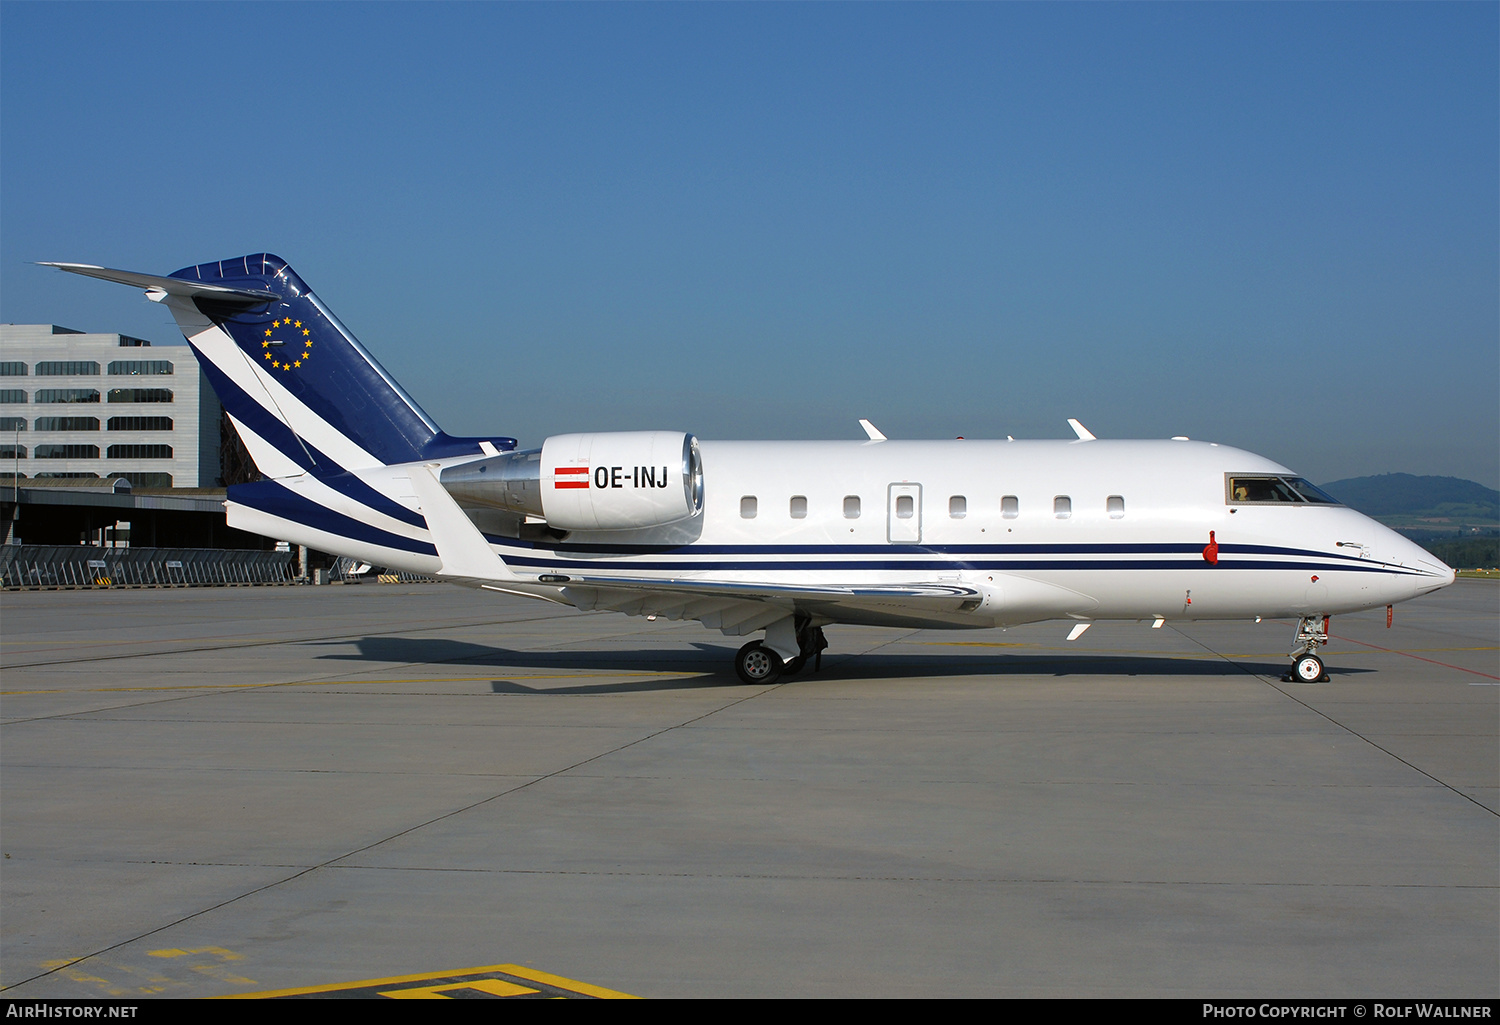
(313, 636, 1367, 693)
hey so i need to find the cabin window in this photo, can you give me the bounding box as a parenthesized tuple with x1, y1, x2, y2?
(1054, 496, 1071, 519)
(789, 495, 807, 519)
(1001, 495, 1018, 518)
(895, 495, 914, 519)
(843, 495, 861, 518)
(949, 495, 967, 518)
(1107, 495, 1125, 519)
(740, 496, 757, 518)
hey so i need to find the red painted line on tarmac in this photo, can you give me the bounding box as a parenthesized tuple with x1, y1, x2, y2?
(1332, 634, 1500, 680)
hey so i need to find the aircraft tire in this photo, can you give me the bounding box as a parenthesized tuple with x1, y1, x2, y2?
(1292, 654, 1326, 684)
(781, 655, 806, 677)
(735, 642, 784, 685)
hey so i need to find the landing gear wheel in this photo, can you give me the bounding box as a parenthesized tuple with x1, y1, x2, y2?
(781, 655, 807, 677)
(735, 642, 784, 685)
(1292, 654, 1326, 683)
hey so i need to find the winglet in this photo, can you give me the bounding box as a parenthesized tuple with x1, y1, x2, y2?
(409, 464, 518, 581)
(858, 419, 887, 441)
(1067, 418, 1096, 441)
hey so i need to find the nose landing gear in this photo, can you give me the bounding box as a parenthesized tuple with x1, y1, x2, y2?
(1284, 615, 1332, 683)
(1291, 652, 1326, 684)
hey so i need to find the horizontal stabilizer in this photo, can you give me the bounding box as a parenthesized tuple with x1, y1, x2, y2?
(40, 262, 281, 303)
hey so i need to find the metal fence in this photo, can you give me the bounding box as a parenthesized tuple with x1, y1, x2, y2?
(1, 545, 296, 589)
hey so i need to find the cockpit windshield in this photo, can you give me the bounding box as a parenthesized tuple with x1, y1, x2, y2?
(1227, 475, 1341, 506)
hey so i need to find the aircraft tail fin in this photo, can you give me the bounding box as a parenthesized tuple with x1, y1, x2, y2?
(46, 254, 515, 479)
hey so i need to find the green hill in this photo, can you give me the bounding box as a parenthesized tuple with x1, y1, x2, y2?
(1317, 475, 1498, 564)
(1318, 474, 1498, 520)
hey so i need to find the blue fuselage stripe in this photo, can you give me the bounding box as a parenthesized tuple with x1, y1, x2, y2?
(491, 553, 1414, 575)
(241, 486, 1419, 578)
(486, 537, 1375, 566)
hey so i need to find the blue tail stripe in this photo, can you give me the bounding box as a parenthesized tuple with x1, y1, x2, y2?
(175, 254, 445, 466)
(194, 345, 457, 529)
(230, 480, 437, 557)
(192, 342, 333, 475)
(319, 471, 428, 529)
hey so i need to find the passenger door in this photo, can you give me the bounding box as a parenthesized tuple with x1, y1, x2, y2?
(887, 483, 922, 543)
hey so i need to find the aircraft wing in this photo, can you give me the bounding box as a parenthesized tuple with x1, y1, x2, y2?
(413, 462, 989, 632)
(559, 576, 984, 634)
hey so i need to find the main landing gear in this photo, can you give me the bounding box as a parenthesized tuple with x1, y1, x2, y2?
(734, 617, 829, 685)
(1284, 614, 1332, 683)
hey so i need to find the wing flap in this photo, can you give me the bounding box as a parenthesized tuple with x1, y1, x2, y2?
(560, 576, 985, 633)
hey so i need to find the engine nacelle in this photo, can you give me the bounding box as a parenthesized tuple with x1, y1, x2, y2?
(540, 431, 702, 530)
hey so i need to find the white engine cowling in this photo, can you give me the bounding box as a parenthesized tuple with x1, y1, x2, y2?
(540, 431, 703, 531)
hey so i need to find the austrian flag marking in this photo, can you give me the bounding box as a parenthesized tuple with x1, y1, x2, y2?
(554, 465, 590, 490)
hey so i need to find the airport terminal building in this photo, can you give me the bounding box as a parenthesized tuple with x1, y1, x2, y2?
(0, 324, 221, 488)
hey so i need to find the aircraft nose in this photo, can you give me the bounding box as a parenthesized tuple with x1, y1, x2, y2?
(1403, 543, 1456, 595)
(1367, 518, 1456, 597)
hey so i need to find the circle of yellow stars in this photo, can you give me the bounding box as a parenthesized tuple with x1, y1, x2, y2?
(262, 317, 313, 371)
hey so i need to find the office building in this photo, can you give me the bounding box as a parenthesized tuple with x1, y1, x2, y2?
(0, 324, 221, 488)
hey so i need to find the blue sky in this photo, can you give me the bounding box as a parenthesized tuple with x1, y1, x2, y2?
(3, 3, 1495, 487)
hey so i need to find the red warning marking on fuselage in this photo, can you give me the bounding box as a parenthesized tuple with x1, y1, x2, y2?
(554, 466, 590, 489)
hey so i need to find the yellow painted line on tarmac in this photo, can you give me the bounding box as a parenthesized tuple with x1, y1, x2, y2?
(915, 641, 1037, 647)
(915, 642, 1267, 658)
(916, 640, 1499, 660)
(1365, 646, 1499, 653)
(219, 963, 636, 999)
(149, 946, 243, 961)
(2, 637, 284, 657)
(381, 979, 540, 998)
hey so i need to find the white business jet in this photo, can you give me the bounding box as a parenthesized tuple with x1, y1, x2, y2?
(46, 255, 1455, 685)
